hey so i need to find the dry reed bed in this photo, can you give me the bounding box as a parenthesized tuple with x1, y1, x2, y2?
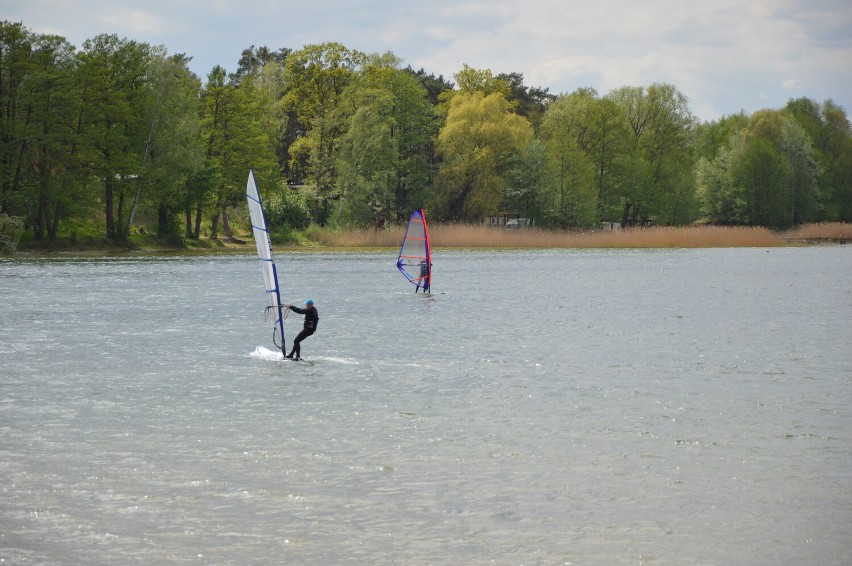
(782, 222, 852, 240)
(309, 224, 818, 248)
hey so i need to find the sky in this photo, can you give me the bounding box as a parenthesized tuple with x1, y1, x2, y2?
(3, 0, 851, 122)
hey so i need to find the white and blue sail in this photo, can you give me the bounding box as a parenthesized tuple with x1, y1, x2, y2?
(246, 169, 286, 354)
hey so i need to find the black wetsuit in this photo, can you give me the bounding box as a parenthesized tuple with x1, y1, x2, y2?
(286, 305, 318, 359)
(416, 262, 430, 293)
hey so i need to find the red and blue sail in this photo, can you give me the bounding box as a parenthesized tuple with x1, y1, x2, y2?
(246, 169, 286, 353)
(397, 209, 432, 293)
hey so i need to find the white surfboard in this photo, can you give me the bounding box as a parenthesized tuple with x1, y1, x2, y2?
(252, 346, 312, 364)
(253, 345, 284, 360)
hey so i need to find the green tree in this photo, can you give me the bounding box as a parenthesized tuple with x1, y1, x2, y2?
(280, 42, 366, 220)
(453, 64, 511, 97)
(504, 138, 563, 227)
(539, 88, 633, 225)
(230, 44, 295, 183)
(734, 135, 788, 227)
(333, 84, 396, 226)
(785, 97, 852, 221)
(779, 117, 822, 224)
(0, 21, 32, 216)
(403, 66, 453, 106)
(586, 96, 631, 222)
(697, 110, 822, 228)
(0, 24, 92, 242)
(76, 34, 152, 242)
(694, 112, 749, 162)
(195, 66, 228, 237)
(695, 134, 747, 224)
(200, 67, 276, 240)
(0, 213, 24, 252)
(132, 50, 205, 243)
(334, 57, 435, 226)
(743, 110, 821, 227)
(496, 71, 555, 130)
(540, 91, 599, 227)
(819, 101, 852, 221)
(231, 44, 290, 83)
(265, 187, 311, 231)
(609, 83, 696, 224)
(21, 33, 91, 242)
(435, 90, 533, 220)
(183, 164, 218, 239)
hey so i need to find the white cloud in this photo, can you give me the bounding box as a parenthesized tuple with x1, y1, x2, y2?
(2, 0, 850, 120)
(98, 9, 172, 36)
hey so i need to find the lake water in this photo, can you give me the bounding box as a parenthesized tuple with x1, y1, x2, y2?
(1, 247, 850, 565)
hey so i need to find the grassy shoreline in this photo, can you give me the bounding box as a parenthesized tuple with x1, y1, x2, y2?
(308, 222, 851, 249)
(7, 223, 850, 257)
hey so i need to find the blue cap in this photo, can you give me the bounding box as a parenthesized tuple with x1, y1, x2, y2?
(306, 299, 314, 305)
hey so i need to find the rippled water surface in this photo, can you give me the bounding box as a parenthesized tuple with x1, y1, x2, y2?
(1, 247, 850, 565)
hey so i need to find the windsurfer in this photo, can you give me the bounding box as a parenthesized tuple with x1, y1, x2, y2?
(416, 260, 431, 293)
(285, 299, 318, 359)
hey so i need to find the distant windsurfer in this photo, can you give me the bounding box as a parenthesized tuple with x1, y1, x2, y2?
(416, 260, 431, 293)
(285, 299, 318, 359)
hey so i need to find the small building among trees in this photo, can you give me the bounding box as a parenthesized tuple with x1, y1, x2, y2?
(485, 212, 534, 229)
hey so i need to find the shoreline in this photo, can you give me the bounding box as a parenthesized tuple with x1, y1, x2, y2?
(6, 240, 846, 259)
(5, 224, 849, 257)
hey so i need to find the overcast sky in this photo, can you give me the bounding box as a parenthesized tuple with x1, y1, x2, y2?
(3, 0, 851, 121)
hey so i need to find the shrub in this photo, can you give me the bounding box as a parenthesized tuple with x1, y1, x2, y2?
(266, 190, 312, 231)
(0, 214, 25, 253)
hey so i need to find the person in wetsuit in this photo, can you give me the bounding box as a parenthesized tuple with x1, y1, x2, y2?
(285, 299, 318, 359)
(416, 260, 431, 293)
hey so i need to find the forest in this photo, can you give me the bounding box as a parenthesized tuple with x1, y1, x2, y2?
(1, 20, 851, 251)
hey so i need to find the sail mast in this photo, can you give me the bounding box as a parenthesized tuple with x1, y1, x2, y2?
(421, 208, 432, 291)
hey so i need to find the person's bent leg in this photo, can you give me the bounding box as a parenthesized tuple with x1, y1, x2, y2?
(287, 332, 302, 358)
(288, 329, 312, 359)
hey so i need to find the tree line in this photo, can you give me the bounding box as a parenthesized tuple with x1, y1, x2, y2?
(1, 21, 850, 248)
